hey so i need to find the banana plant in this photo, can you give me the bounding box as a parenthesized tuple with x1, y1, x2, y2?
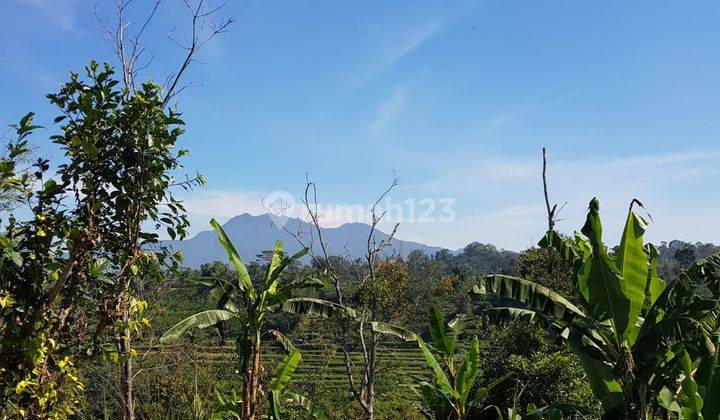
(471, 198, 720, 419)
(415, 307, 509, 419)
(161, 219, 354, 420)
(267, 347, 326, 419)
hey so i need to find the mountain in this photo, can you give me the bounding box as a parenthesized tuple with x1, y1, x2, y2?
(160, 213, 445, 268)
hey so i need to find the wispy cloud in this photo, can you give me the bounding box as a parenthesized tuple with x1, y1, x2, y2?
(371, 20, 443, 78)
(369, 80, 416, 133)
(14, 0, 81, 31)
(346, 18, 446, 90)
(484, 91, 582, 130)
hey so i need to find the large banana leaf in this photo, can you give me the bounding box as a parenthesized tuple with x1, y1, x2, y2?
(468, 373, 513, 408)
(569, 339, 623, 412)
(276, 297, 358, 320)
(413, 380, 454, 419)
(269, 349, 302, 392)
(417, 337, 458, 400)
(471, 275, 585, 323)
(268, 350, 303, 419)
(265, 241, 284, 294)
(480, 307, 559, 332)
(644, 244, 666, 310)
(210, 219, 255, 299)
(268, 329, 296, 353)
(370, 321, 417, 342)
(538, 230, 589, 276)
(616, 209, 650, 344)
(678, 350, 705, 420)
(428, 307, 455, 356)
(455, 336, 479, 406)
(697, 335, 720, 419)
(578, 198, 632, 338)
(160, 309, 238, 343)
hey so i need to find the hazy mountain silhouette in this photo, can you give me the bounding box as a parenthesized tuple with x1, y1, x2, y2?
(161, 213, 445, 268)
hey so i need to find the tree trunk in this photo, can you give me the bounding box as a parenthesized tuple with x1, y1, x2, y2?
(242, 331, 262, 420)
(362, 335, 378, 420)
(120, 317, 134, 420)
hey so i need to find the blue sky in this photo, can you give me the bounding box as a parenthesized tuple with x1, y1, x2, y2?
(2, 0, 720, 250)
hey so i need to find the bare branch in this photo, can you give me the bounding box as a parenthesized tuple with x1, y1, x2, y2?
(91, 0, 233, 104)
(163, 1, 235, 106)
(542, 147, 563, 231)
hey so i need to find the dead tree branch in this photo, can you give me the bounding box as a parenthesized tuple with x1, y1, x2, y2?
(91, 0, 233, 105)
(542, 147, 565, 231)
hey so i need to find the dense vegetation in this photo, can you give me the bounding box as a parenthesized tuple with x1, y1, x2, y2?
(1, 9, 719, 416)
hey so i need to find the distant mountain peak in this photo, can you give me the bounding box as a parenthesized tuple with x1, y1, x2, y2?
(161, 213, 444, 268)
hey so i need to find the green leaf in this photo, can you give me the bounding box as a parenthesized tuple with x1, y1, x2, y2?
(578, 198, 632, 338)
(269, 329, 296, 353)
(471, 275, 585, 323)
(456, 336, 480, 406)
(697, 334, 720, 419)
(269, 349, 302, 392)
(160, 310, 238, 343)
(210, 219, 255, 299)
(427, 307, 455, 356)
(469, 373, 512, 408)
(417, 337, 458, 399)
(269, 389, 282, 420)
(644, 243, 666, 310)
(678, 350, 705, 420)
(277, 298, 358, 320)
(369, 321, 417, 342)
(285, 393, 327, 419)
(616, 208, 650, 343)
(265, 241, 284, 294)
(538, 230, 588, 275)
(567, 327, 623, 413)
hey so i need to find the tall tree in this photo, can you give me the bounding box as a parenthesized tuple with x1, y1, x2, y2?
(90, 2, 232, 417)
(0, 61, 200, 417)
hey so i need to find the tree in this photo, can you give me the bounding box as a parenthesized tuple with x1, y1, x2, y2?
(275, 177, 418, 420)
(161, 219, 350, 420)
(415, 307, 508, 419)
(89, 1, 232, 416)
(471, 198, 720, 419)
(0, 61, 200, 417)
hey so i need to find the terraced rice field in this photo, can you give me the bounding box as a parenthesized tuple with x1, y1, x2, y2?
(137, 344, 429, 389)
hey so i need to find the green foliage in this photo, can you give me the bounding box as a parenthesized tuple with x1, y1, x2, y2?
(162, 220, 340, 419)
(0, 61, 198, 417)
(415, 307, 507, 419)
(515, 247, 580, 305)
(472, 198, 720, 419)
(478, 320, 599, 417)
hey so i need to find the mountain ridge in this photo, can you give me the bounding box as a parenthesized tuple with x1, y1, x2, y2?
(160, 213, 446, 268)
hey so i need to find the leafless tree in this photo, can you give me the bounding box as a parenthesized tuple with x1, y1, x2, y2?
(269, 175, 401, 420)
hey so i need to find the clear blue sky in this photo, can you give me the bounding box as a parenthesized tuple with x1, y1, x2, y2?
(2, 0, 720, 250)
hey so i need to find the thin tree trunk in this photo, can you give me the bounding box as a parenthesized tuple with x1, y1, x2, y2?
(241, 330, 262, 420)
(120, 311, 134, 420)
(363, 337, 378, 420)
